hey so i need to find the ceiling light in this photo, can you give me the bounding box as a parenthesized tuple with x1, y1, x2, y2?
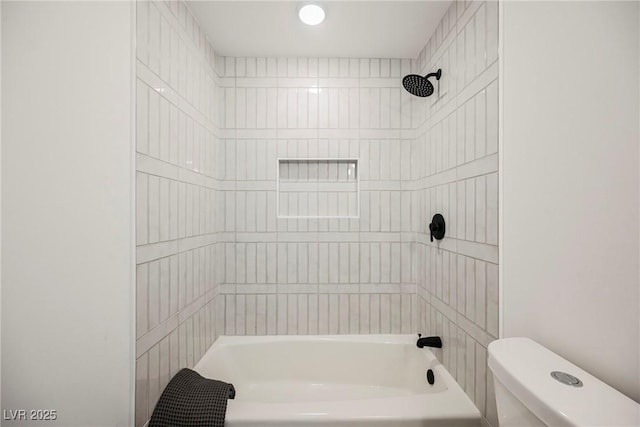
(299, 4, 325, 26)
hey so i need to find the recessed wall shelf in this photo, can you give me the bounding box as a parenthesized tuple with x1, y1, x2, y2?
(277, 158, 359, 218)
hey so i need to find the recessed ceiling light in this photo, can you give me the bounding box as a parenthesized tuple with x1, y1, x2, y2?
(299, 4, 325, 26)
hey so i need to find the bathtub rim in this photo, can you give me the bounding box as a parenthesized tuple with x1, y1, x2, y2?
(194, 334, 481, 424)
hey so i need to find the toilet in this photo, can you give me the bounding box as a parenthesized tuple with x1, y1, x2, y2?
(488, 337, 640, 426)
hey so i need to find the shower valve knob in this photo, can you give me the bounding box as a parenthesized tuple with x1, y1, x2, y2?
(429, 214, 446, 242)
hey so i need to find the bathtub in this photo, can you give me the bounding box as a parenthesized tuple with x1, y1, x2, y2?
(194, 334, 481, 426)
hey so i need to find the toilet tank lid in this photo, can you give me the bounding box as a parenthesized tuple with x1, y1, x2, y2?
(488, 337, 640, 427)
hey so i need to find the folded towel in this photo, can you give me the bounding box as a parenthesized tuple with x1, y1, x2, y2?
(149, 368, 235, 427)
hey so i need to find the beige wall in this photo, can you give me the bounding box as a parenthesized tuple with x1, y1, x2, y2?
(2, 2, 134, 425)
(502, 0, 640, 403)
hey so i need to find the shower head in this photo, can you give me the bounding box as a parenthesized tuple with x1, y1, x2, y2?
(402, 69, 442, 97)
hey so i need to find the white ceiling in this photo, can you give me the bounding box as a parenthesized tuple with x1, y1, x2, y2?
(186, 1, 451, 58)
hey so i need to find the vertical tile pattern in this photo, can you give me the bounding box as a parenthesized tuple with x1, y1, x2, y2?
(217, 55, 416, 343)
(135, 1, 221, 425)
(413, 1, 499, 426)
(136, 2, 498, 427)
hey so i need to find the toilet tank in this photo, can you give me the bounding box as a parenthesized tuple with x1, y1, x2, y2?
(488, 338, 640, 427)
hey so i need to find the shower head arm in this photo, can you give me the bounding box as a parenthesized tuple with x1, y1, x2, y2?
(424, 69, 442, 81)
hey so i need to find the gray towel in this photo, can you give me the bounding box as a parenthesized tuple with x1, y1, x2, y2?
(149, 368, 235, 427)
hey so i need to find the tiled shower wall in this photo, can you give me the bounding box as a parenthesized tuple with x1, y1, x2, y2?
(134, 0, 499, 425)
(412, 1, 499, 425)
(134, 1, 222, 425)
(213, 57, 418, 336)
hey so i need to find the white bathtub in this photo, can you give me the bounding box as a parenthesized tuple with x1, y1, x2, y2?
(194, 334, 481, 426)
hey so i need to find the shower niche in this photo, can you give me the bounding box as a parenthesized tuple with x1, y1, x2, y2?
(277, 158, 359, 218)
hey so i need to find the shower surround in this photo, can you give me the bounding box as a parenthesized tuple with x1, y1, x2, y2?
(413, 0, 499, 423)
(215, 55, 417, 337)
(134, 1, 220, 424)
(134, 0, 498, 426)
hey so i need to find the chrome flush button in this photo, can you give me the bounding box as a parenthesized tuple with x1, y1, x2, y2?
(551, 371, 583, 387)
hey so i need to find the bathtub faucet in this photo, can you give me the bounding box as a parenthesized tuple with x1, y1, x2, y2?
(416, 334, 442, 349)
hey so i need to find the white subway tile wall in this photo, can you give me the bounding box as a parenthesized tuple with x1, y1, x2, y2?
(135, 1, 221, 425)
(413, 1, 499, 425)
(135, 1, 498, 426)
(215, 53, 417, 343)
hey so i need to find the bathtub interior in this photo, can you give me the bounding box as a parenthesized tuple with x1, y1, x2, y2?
(195, 335, 449, 403)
